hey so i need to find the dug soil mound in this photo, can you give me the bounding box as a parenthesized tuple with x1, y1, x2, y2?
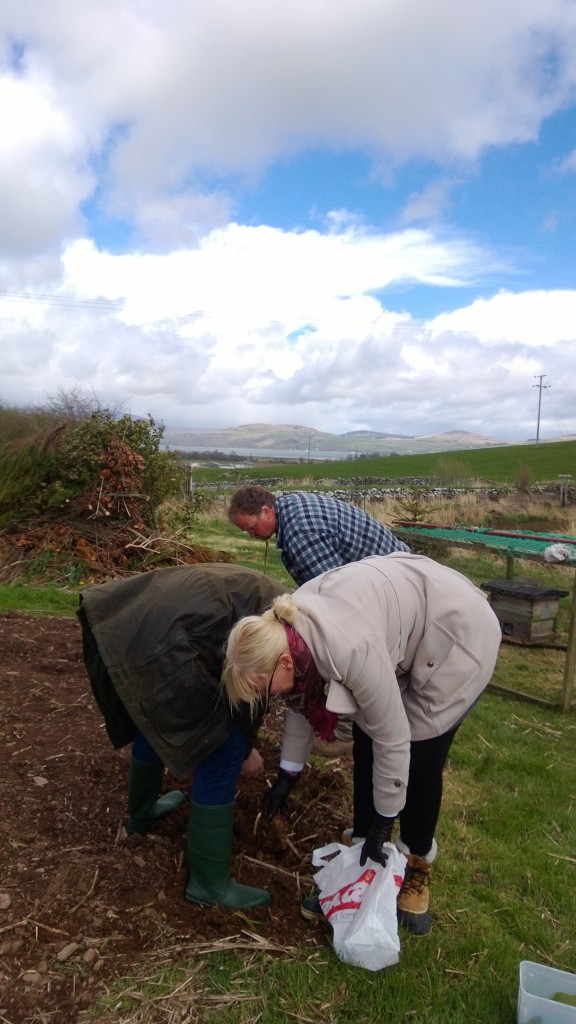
(0, 612, 353, 1024)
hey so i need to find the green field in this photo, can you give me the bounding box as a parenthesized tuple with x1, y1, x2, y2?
(188, 437, 576, 486)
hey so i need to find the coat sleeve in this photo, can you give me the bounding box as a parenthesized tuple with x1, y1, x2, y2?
(279, 708, 316, 767)
(342, 638, 411, 817)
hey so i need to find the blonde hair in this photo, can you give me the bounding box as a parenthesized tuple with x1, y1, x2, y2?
(223, 593, 300, 709)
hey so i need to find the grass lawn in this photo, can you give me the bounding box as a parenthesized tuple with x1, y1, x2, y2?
(80, 690, 576, 1024)
(2, 500, 575, 1023)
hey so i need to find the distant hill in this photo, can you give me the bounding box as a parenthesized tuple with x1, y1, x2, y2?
(162, 423, 512, 457)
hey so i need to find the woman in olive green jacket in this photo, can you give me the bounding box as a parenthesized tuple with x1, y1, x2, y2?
(78, 562, 287, 910)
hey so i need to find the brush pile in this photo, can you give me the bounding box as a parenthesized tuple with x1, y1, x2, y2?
(0, 412, 230, 584)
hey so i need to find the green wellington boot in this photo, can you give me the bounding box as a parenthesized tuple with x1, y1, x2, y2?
(185, 801, 271, 909)
(126, 758, 185, 834)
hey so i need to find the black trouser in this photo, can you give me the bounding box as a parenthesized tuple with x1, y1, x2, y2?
(352, 721, 460, 858)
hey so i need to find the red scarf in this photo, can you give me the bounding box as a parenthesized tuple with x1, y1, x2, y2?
(283, 625, 339, 741)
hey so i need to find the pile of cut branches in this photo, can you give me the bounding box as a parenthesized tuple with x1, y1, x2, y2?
(0, 414, 231, 584)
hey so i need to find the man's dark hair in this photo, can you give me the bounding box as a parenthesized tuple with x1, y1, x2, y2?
(228, 485, 277, 520)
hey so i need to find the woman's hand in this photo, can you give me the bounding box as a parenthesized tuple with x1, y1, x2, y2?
(241, 749, 264, 778)
(262, 768, 301, 819)
(359, 812, 396, 867)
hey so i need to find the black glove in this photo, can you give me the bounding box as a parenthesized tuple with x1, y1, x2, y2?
(262, 768, 301, 820)
(359, 812, 395, 867)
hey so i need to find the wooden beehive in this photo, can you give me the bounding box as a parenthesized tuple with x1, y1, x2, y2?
(480, 580, 569, 643)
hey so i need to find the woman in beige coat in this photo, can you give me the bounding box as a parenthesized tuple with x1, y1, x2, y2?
(223, 553, 502, 934)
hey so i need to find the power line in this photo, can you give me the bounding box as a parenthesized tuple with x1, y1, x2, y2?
(0, 289, 124, 312)
(0, 288, 575, 351)
(532, 374, 551, 444)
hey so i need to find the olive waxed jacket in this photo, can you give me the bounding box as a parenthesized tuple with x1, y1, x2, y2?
(78, 563, 288, 777)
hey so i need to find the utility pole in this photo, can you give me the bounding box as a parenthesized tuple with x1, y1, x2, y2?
(532, 374, 550, 444)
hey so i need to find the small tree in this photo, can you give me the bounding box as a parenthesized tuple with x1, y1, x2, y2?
(514, 466, 534, 495)
(434, 456, 471, 486)
(39, 385, 122, 423)
(393, 489, 440, 524)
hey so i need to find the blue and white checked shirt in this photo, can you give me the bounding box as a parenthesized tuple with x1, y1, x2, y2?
(275, 491, 410, 586)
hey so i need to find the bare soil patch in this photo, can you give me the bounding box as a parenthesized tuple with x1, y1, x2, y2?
(0, 612, 352, 1024)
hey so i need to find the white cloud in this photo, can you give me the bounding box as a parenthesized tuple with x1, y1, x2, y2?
(399, 179, 459, 225)
(1, 0, 576, 252)
(59, 223, 493, 326)
(0, 74, 92, 254)
(427, 289, 576, 346)
(1, 226, 575, 440)
(0, 2, 575, 441)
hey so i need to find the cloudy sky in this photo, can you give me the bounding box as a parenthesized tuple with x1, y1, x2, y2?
(1, 1, 576, 442)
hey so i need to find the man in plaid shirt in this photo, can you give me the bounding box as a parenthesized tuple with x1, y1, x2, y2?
(228, 486, 410, 587)
(228, 484, 411, 776)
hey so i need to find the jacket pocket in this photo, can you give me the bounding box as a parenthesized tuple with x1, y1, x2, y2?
(138, 647, 225, 745)
(410, 621, 481, 712)
(326, 679, 359, 714)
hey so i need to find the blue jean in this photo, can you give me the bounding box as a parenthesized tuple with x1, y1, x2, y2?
(132, 727, 246, 805)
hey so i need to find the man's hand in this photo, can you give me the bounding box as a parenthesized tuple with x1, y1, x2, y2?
(359, 812, 396, 867)
(241, 749, 264, 778)
(262, 768, 301, 820)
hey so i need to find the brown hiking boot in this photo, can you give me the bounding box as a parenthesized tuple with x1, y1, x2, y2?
(312, 736, 353, 757)
(397, 854, 432, 935)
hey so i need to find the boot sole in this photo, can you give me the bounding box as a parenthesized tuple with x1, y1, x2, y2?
(300, 906, 326, 923)
(186, 892, 270, 909)
(300, 897, 327, 923)
(397, 908, 432, 935)
(186, 894, 215, 908)
(186, 891, 271, 909)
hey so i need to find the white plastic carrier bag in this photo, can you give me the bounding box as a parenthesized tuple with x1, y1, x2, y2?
(311, 841, 406, 972)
